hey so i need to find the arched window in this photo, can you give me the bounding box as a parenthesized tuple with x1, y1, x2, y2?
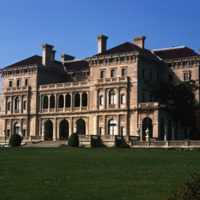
(82, 92, 87, 107)
(15, 97, 20, 110)
(59, 94, 64, 108)
(14, 122, 20, 134)
(75, 93, 80, 107)
(109, 90, 116, 104)
(66, 94, 71, 107)
(50, 95, 55, 108)
(108, 119, 116, 135)
(43, 95, 48, 109)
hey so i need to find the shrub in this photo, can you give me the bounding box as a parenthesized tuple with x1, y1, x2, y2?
(68, 133, 79, 147)
(9, 134, 22, 147)
(167, 172, 200, 200)
(115, 139, 130, 148)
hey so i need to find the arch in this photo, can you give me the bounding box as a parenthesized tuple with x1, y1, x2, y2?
(59, 94, 64, 108)
(108, 119, 116, 135)
(60, 119, 69, 139)
(14, 122, 20, 134)
(75, 93, 80, 107)
(82, 92, 87, 107)
(50, 95, 55, 108)
(15, 97, 20, 110)
(43, 95, 48, 109)
(66, 94, 71, 107)
(142, 117, 153, 141)
(76, 118, 86, 135)
(109, 89, 116, 104)
(44, 120, 53, 140)
(159, 118, 165, 140)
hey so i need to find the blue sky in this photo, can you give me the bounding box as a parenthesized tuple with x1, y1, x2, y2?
(0, 0, 200, 87)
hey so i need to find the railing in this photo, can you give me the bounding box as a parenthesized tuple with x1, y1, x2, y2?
(6, 86, 29, 92)
(96, 76, 128, 84)
(39, 81, 89, 90)
(138, 102, 166, 108)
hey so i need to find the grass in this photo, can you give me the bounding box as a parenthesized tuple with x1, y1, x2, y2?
(0, 148, 199, 200)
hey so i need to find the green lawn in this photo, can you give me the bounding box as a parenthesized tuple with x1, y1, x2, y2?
(0, 148, 199, 200)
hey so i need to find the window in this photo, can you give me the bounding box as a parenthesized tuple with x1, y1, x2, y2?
(82, 92, 87, 107)
(100, 127, 103, 135)
(15, 97, 20, 110)
(184, 73, 189, 81)
(121, 94, 125, 104)
(43, 95, 48, 109)
(168, 74, 173, 82)
(23, 101, 27, 109)
(9, 81, 13, 87)
(14, 123, 20, 134)
(122, 69, 126, 77)
(108, 119, 116, 135)
(109, 90, 116, 104)
(150, 72, 152, 80)
(17, 80, 21, 87)
(7, 102, 11, 110)
(25, 79, 29, 86)
(111, 70, 115, 78)
(120, 57, 125, 62)
(142, 93, 145, 102)
(7, 130, 10, 137)
(142, 69, 145, 78)
(109, 58, 115, 63)
(100, 96, 104, 105)
(100, 71, 105, 78)
(50, 95, 55, 108)
(121, 126, 125, 136)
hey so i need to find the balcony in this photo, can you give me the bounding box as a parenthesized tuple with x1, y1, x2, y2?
(39, 81, 90, 91)
(6, 86, 29, 93)
(95, 76, 128, 85)
(138, 102, 166, 109)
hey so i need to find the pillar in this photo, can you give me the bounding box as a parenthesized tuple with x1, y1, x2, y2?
(117, 115, 120, 135)
(103, 115, 106, 136)
(53, 120, 57, 141)
(164, 126, 168, 141)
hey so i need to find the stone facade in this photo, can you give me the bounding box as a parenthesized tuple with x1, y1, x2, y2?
(0, 36, 200, 143)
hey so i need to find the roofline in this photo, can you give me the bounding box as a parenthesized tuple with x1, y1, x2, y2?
(152, 46, 186, 52)
(63, 59, 85, 63)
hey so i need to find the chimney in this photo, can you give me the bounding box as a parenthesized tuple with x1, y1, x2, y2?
(51, 50, 56, 62)
(96, 35, 108, 54)
(133, 36, 146, 49)
(60, 54, 75, 62)
(41, 44, 54, 67)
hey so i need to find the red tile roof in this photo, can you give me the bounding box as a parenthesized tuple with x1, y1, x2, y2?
(4, 55, 65, 72)
(153, 47, 199, 60)
(64, 60, 89, 72)
(93, 42, 159, 60)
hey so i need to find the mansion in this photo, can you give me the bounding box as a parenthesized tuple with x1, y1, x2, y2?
(0, 35, 200, 143)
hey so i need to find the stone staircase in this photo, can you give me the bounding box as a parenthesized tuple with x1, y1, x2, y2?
(24, 140, 68, 147)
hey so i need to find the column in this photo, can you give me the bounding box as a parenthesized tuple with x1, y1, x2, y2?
(172, 127, 176, 140)
(40, 95, 42, 112)
(106, 89, 109, 108)
(20, 95, 23, 113)
(117, 88, 120, 108)
(117, 115, 120, 135)
(53, 119, 57, 141)
(139, 123, 142, 141)
(55, 94, 57, 112)
(48, 95, 50, 112)
(71, 93, 73, 111)
(80, 93, 82, 108)
(164, 126, 168, 141)
(20, 119, 23, 137)
(103, 115, 106, 135)
(11, 97, 13, 114)
(104, 89, 107, 109)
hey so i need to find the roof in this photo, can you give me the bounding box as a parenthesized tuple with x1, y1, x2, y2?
(4, 55, 65, 72)
(64, 60, 89, 72)
(93, 42, 159, 60)
(152, 46, 199, 60)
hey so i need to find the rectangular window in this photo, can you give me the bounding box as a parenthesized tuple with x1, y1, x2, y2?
(25, 79, 29, 86)
(111, 70, 115, 78)
(121, 126, 125, 136)
(100, 127, 103, 135)
(7, 102, 11, 110)
(17, 80, 21, 87)
(142, 69, 145, 78)
(150, 72, 152, 80)
(100, 96, 104, 105)
(122, 69, 126, 77)
(9, 81, 12, 87)
(184, 73, 189, 81)
(7, 129, 10, 137)
(23, 101, 27, 109)
(121, 94, 125, 104)
(100, 71, 105, 78)
(142, 93, 145, 102)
